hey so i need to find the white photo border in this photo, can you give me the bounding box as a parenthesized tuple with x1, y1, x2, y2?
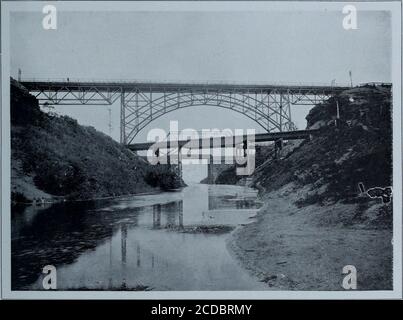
(1, 0, 402, 300)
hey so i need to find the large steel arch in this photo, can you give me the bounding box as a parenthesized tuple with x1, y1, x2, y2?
(121, 90, 294, 144)
(129, 103, 271, 141)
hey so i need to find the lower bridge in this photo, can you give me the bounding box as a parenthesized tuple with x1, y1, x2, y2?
(132, 129, 319, 183)
(128, 129, 318, 152)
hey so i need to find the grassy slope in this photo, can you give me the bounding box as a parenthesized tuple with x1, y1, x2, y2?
(11, 79, 184, 202)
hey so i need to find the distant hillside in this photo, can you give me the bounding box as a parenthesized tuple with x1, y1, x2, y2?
(10, 78, 185, 203)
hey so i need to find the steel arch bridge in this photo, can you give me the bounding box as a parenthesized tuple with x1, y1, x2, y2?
(20, 79, 350, 145)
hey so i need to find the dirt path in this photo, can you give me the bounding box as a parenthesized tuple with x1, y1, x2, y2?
(227, 185, 393, 290)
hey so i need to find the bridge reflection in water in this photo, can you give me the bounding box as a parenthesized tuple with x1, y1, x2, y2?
(112, 199, 188, 290)
(12, 184, 265, 291)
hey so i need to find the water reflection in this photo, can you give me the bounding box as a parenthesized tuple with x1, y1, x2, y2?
(152, 204, 161, 229)
(12, 184, 264, 291)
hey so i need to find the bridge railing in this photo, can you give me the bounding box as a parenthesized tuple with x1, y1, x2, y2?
(19, 77, 352, 88)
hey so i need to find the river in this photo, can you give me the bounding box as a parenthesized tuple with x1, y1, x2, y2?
(12, 183, 266, 291)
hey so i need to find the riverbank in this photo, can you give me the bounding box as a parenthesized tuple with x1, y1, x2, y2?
(227, 183, 393, 290)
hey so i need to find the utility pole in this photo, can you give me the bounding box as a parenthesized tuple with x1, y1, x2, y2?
(18, 68, 22, 82)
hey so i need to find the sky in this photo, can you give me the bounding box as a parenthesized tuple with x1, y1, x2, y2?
(10, 8, 392, 182)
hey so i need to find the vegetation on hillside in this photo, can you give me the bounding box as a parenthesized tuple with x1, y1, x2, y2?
(254, 85, 392, 202)
(10, 78, 185, 202)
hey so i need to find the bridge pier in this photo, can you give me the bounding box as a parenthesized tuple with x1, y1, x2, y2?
(207, 155, 214, 184)
(206, 155, 233, 184)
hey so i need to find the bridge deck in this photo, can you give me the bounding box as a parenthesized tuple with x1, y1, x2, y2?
(128, 129, 318, 151)
(20, 80, 351, 94)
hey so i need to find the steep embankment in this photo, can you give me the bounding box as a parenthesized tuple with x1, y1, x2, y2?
(228, 84, 393, 290)
(11, 79, 184, 203)
(214, 144, 275, 185)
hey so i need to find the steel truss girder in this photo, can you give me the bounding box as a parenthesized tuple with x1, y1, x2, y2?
(31, 86, 122, 106)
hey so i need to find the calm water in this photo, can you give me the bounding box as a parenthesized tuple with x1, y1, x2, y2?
(12, 184, 265, 290)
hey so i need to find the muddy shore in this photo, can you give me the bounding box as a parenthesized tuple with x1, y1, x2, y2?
(227, 183, 393, 290)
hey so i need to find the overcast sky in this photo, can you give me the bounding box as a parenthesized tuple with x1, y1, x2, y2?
(10, 8, 392, 181)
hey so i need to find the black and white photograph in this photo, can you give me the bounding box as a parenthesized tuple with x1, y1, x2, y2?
(1, 0, 402, 300)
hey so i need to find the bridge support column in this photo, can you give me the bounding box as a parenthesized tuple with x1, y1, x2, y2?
(272, 91, 293, 132)
(286, 90, 293, 131)
(279, 95, 283, 132)
(120, 91, 126, 144)
(120, 89, 140, 145)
